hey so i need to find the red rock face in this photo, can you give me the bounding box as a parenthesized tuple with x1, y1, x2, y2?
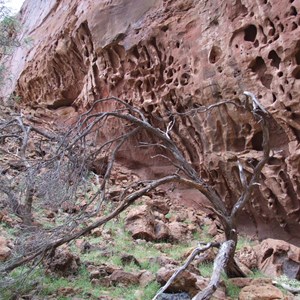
(4, 0, 300, 243)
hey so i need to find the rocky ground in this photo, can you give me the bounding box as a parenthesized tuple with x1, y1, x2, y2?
(1, 175, 300, 299)
(0, 95, 299, 300)
(1, 0, 300, 299)
(4, 0, 300, 244)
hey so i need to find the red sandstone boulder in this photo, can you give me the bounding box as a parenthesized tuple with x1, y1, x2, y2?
(238, 284, 285, 300)
(228, 277, 273, 288)
(167, 221, 189, 242)
(149, 255, 178, 267)
(120, 253, 141, 267)
(87, 263, 120, 279)
(109, 269, 140, 286)
(237, 246, 258, 270)
(156, 266, 198, 297)
(57, 287, 81, 297)
(0, 236, 11, 261)
(44, 246, 80, 276)
(155, 220, 172, 241)
(254, 239, 300, 279)
(148, 199, 170, 215)
(125, 205, 156, 241)
(88, 262, 153, 288)
(139, 270, 155, 287)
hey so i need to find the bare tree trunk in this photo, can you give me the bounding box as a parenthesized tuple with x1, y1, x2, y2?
(192, 240, 235, 300)
(0, 93, 271, 300)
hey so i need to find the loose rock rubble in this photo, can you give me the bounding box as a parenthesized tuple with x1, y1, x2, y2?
(44, 246, 81, 276)
(0, 236, 11, 261)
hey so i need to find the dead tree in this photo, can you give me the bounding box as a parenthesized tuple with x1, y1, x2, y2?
(0, 91, 270, 299)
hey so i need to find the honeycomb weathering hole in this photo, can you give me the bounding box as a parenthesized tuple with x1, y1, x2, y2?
(290, 6, 297, 16)
(268, 50, 281, 69)
(252, 131, 263, 151)
(209, 45, 222, 64)
(292, 66, 300, 79)
(249, 56, 267, 75)
(261, 248, 274, 263)
(295, 49, 300, 65)
(244, 24, 257, 42)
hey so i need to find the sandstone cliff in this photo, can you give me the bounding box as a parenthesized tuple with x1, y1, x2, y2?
(3, 0, 300, 243)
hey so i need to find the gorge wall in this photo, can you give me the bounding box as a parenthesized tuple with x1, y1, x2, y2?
(3, 0, 300, 244)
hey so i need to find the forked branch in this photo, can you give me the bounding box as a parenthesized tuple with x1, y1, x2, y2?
(152, 242, 220, 300)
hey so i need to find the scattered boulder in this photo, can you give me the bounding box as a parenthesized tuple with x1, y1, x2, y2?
(125, 205, 156, 241)
(91, 277, 111, 288)
(89, 269, 102, 280)
(167, 221, 189, 242)
(120, 253, 141, 267)
(255, 239, 300, 279)
(187, 223, 197, 234)
(195, 276, 227, 300)
(0, 210, 5, 222)
(156, 267, 198, 297)
(149, 255, 178, 267)
(236, 259, 254, 276)
(148, 199, 170, 215)
(238, 283, 285, 300)
(195, 247, 217, 264)
(0, 212, 15, 226)
(44, 246, 80, 276)
(91, 227, 102, 237)
(61, 202, 79, 214)
(208, 222, 218, 236)
(57, 286, 81, 297)
(88, 263, 149, 288)
(125, 201, 203, 242)
(153, 210, 166, 221)
(109, 270, 140, 286)
(87, 263, 120, 278)
(228, 277, 273, 288)
(237, 246, 258, 270)
(139, 270, 155, 287)
(0, 236, 11, 261)
(155, 220, 172, 241)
